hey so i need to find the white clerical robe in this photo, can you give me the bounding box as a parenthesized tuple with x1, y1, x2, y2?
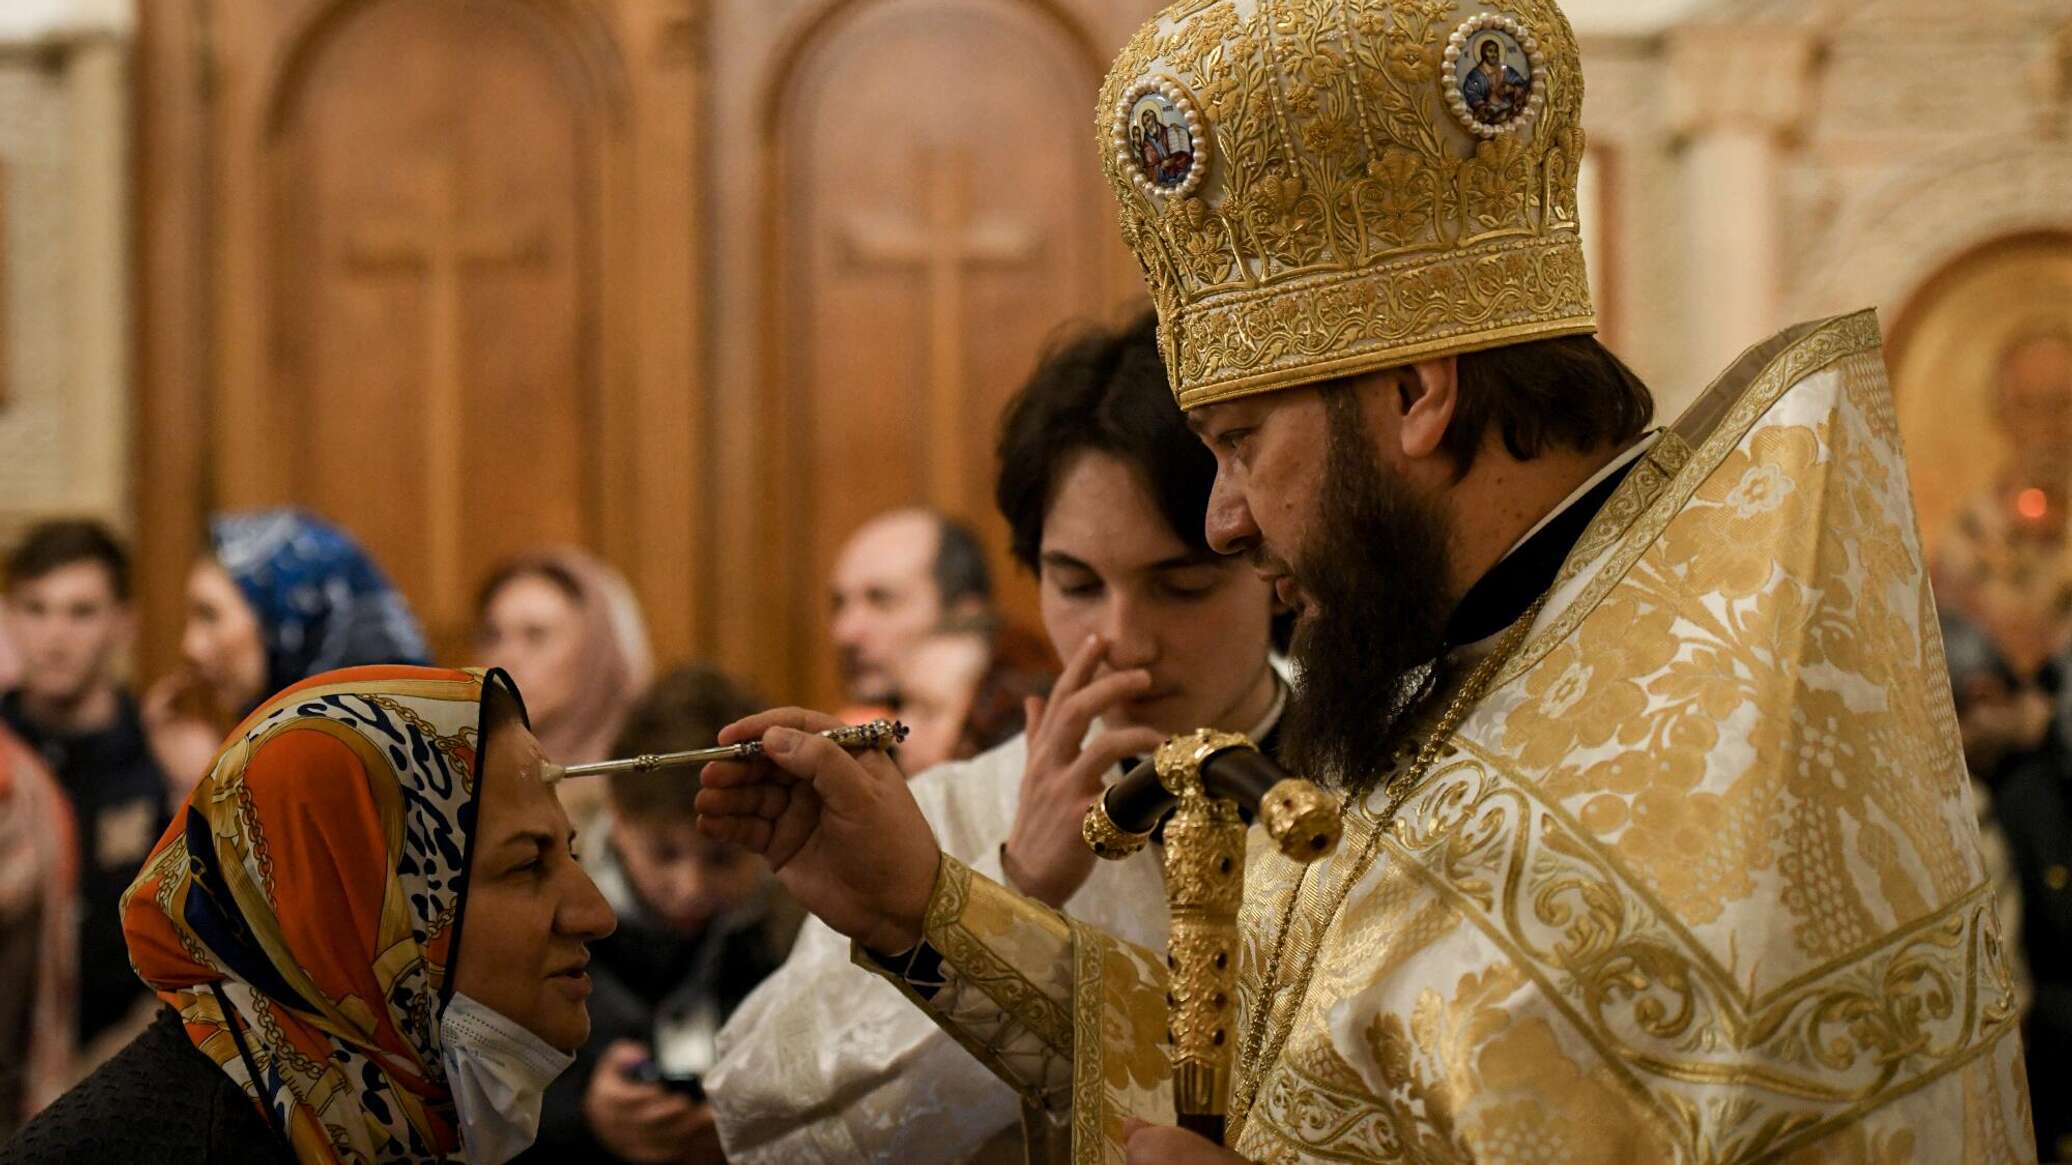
(707, 733, 1173, 1163)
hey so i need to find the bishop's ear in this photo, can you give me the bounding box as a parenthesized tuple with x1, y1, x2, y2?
(1394, 357, 1460, 463)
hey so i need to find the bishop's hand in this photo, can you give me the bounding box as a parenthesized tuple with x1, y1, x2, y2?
(1121, 1120, 1254, 1163)
(695, 707, 940, 956)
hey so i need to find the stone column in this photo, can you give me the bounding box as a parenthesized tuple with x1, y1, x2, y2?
(1667, 23, 1817, 376)
(0, 0, 135, 547)
(65, 30, 131, 518)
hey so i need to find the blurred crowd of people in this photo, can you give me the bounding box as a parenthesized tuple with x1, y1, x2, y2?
(0, 508, 1055, 1160)
(0, 501, 1068, 1155)
(0, 310, 1309, 1163)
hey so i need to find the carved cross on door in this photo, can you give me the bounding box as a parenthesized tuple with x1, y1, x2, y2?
(342, 162, 547, 618)
(842, 145, 1040, 503)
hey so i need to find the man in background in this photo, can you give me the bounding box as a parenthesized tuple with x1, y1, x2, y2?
(828, 508, 993, 712)
(1, 520, 170, 1057)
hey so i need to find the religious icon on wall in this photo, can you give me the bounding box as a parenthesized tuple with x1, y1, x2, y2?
(1930, 328, 2072, 676)
(1896, 234, 2072, 678)
(1457, 31, 1531, 127)
(1128, 93, 1195, 190)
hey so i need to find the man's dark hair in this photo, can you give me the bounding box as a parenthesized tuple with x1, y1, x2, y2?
(932, 517, 993, 609)
(4, 519, 132, 600)
(609, 666, 762, 823)
(1443, 334, 1654, 474)
(995, 311, 1215, 571)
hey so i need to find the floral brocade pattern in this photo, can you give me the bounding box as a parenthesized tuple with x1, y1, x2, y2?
(1098, 0, 1595, 408)
(1222, 313, 2031, 1162)
(889, 316, 2033, 1165)
(1496, 323, 1979, 963)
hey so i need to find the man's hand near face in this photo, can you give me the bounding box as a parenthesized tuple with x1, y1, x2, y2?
(695, 708, 942, 956)
(583, 1041, 722, 1164)
(1001, 634, 1164, 907)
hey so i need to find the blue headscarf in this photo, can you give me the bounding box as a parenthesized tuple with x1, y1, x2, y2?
(208, 510, 431, 706)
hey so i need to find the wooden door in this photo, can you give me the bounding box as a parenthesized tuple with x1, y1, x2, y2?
(258, 0, 599, 661)
(139, 0, 1167, 709)
(722, 0, 1150, 707)
(136, 0, 702, 673)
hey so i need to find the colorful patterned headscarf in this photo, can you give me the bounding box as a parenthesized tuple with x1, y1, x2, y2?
(210, 511, 431, 709)
(121, 666, 518, 1163)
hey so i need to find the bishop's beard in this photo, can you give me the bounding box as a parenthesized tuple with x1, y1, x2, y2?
(1280, 390, 1454, 789)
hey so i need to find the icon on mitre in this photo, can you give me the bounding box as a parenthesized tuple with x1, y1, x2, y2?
(1458, 30, 1532, 127)
(1129, 93, 1197, 190)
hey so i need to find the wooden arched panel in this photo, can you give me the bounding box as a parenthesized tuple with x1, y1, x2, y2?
(232, 0, 614, 662)
(760, 0, 1122, 706)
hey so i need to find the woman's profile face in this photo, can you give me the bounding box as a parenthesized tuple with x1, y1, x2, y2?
(477, 574, 585, 728)
(454, 713, 616, 1052)
(181, 558, 267, 713)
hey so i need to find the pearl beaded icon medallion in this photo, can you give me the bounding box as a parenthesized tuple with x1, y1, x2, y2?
(1114, 77, 1209, 201)
(1444, 13, 1547, 137)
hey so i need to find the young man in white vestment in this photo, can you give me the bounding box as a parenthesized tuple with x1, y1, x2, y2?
(706, 313, 1286, 1163)
(696, 0, 2035, 1160)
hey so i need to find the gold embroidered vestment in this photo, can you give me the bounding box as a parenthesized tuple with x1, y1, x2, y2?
(862, 312, 2035, 1164)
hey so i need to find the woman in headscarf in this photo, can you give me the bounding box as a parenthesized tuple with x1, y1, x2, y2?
(474, 548, 652, 828)
(146, 510, 430, 798)
(6, 665, 616, 1164)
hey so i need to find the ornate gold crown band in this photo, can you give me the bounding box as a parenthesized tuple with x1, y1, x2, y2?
(1098, 0, 1596, 410)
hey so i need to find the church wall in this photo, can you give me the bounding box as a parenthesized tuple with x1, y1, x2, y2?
(1740, 0, 2072, 554)
(92, 0, 2072, 703)
(0, 15, 130, 557)
(1785, 0, 2072, 323)
(1575, 0, 2072, 436)
(699, 0, 1167, 705)
(1575, 33, 1699, 416)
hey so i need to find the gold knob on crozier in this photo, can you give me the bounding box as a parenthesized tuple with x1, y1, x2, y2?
(1259, 778, 1341, 863)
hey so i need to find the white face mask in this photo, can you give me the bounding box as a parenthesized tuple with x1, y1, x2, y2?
(438, 991, 576, 1165)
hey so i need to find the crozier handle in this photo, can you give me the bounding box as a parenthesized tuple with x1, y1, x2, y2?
(1082, 735, 1341, 863)
(1084, 731, 1342, 1146)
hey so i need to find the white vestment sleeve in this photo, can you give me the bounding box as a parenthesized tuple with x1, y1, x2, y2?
(707, 915, 1025, 1164)
(707, 735, 1171, 1165)
(708, 745, 1031, 1164)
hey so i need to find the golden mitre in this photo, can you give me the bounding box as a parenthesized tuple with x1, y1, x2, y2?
(1100, 0, 1595, 409)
